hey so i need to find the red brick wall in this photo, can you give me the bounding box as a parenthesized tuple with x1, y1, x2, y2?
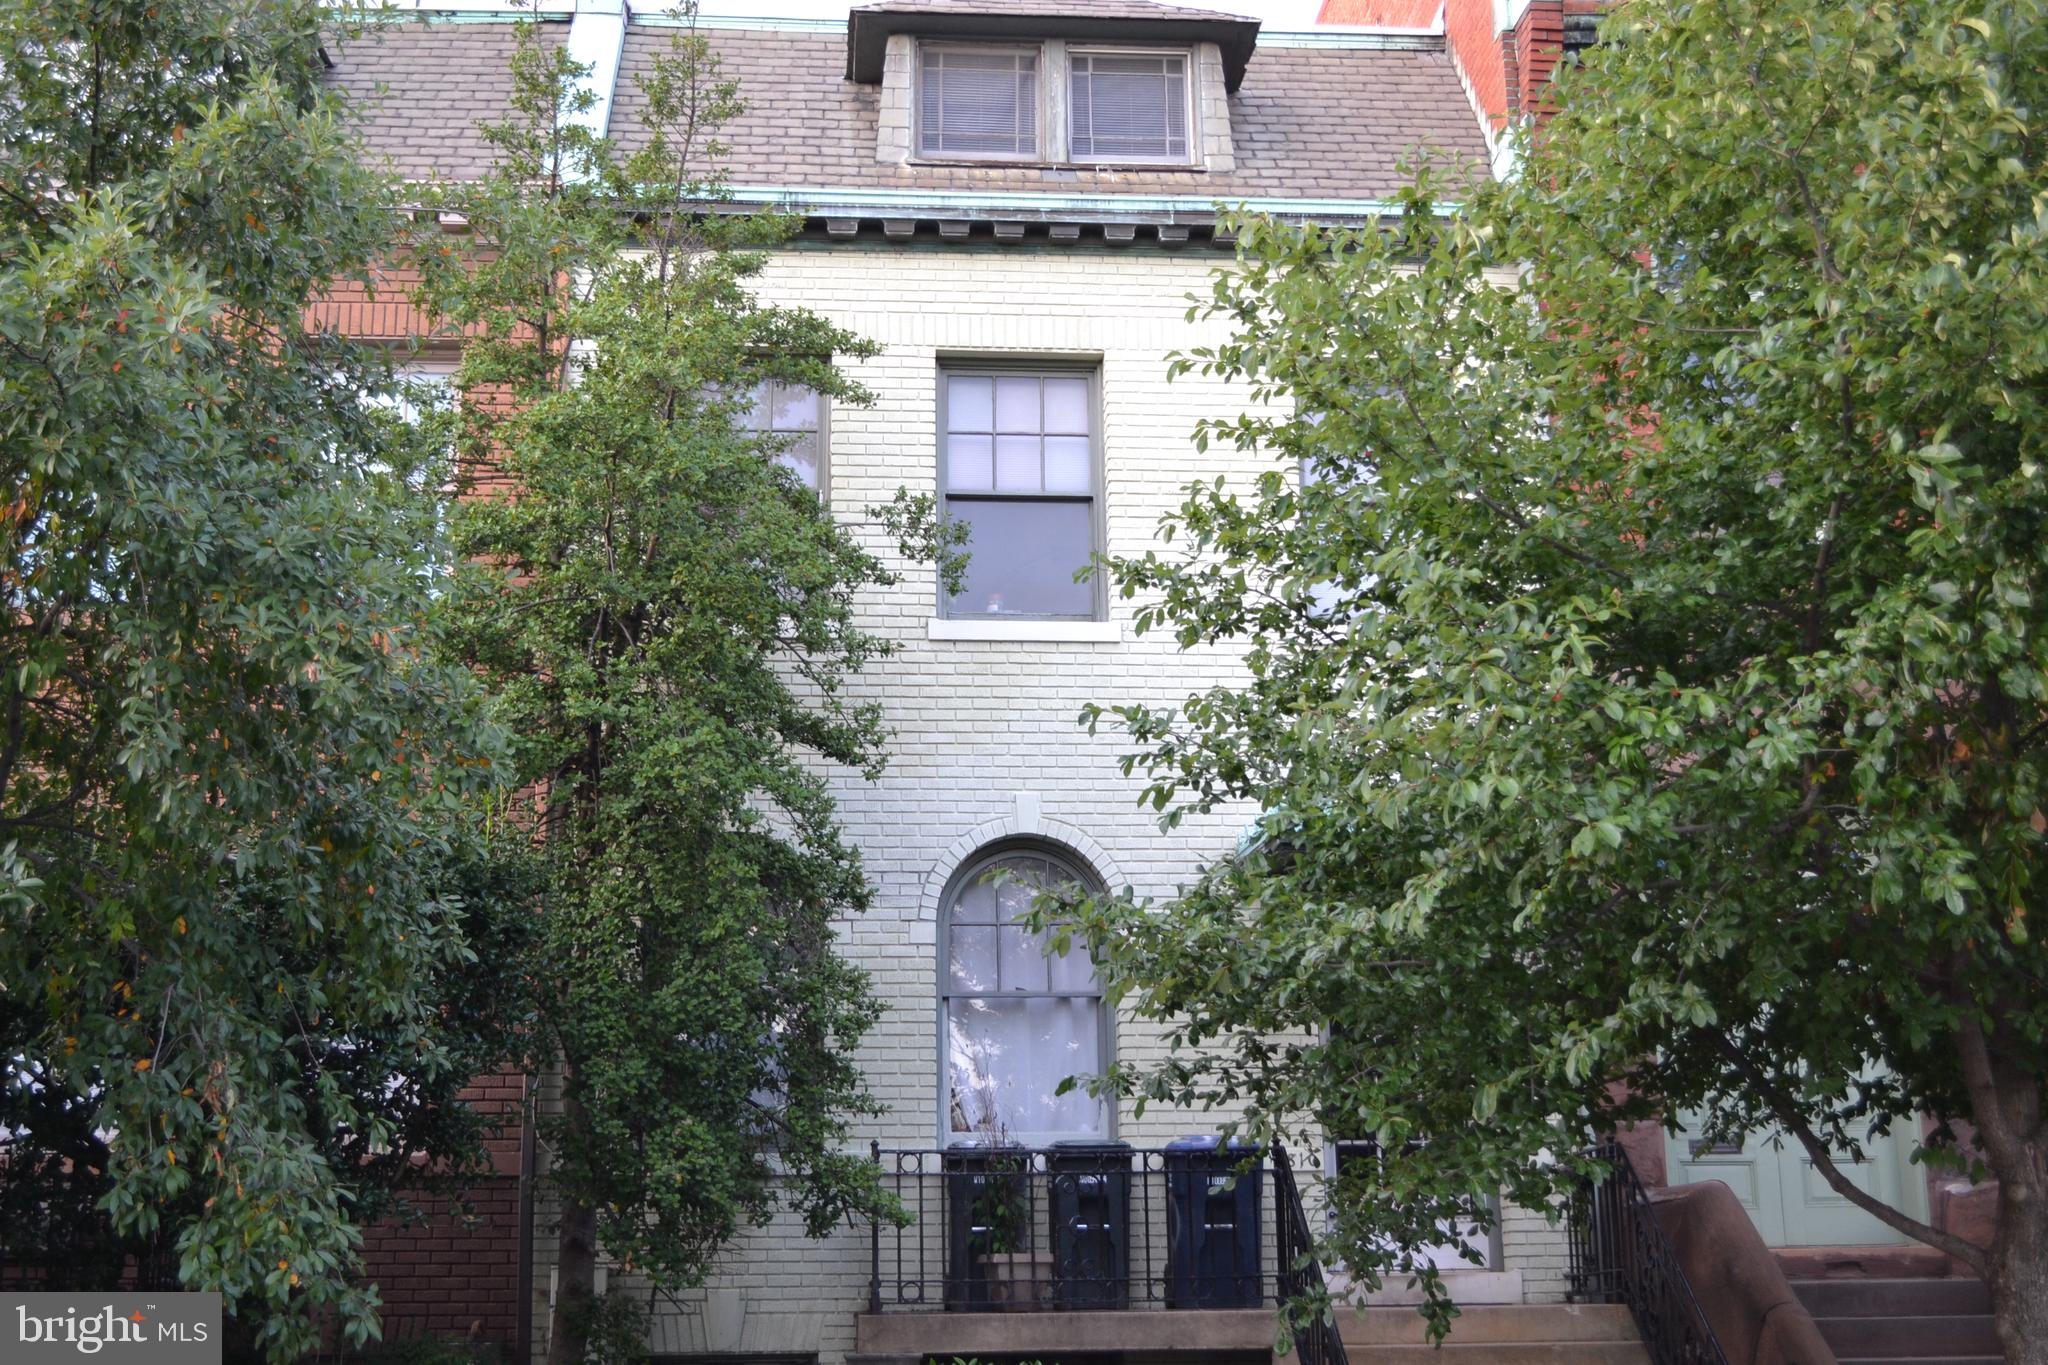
(1441, 0, 1510, 135)
(1510, 0, 1566, 118)
(351, 1070, 529, 1361)
(1316, 0, 1444, 25)
(357, 1174, 525, 1356)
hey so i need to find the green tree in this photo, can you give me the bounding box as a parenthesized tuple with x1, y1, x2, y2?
(410, 19, 920, 1363)
(0, 0, 517, 1356)
(1065, 0, 2048, 1356)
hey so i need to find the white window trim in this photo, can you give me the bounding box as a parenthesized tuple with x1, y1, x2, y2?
(928, 617, 1121, 643)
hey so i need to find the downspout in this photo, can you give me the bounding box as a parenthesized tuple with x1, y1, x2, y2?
(517, 1073, 537, 1365)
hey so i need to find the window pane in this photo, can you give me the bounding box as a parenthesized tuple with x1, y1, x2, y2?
(950, 925, 998, 992)
(995, 376, 1041, 433)
(777, 429, 821, 491)
(949, 375, 993, 432)
(994, 434, 1040, 491)
(1048, 937, 1095, 993)
(947, 997, 1104, 1136)
(947, 498, 1094, 617)
(1044, 436, 1090, 493)
(922, 48, 1038, 158)
(767, 383, 819, 432)
(952, 876, 998, 924)
(737, 384, 767, 430)
(999, 924, 1050, 992)
(947, 433, 994, 490)
(1043, 377, 1090, 434)
(1070, 53, 1188, 161)
(996, 869, 1038, 926)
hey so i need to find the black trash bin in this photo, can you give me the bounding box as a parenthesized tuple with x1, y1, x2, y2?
(1164, 1135, 1264, 1308)
(1047, 1139, 1132, 1309)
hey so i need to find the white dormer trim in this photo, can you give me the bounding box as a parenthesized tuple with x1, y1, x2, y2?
(565, 0, 628, 145)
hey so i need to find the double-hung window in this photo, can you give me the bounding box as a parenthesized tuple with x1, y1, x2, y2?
(940, 367, 1100, 620)
(1068, 51, 1190, 162)
(919, 44, 1040, 160)
(942, 847, 1106, 1142)
(738, 380, 825, 494)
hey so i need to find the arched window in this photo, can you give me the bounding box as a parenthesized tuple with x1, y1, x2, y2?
(940, 844, 1106, 1144)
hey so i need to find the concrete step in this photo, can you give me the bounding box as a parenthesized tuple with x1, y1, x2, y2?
(1344, 1347, 1649, 1364)
(1791, 1276, 1992, 1317)
(1339, 1304, 1640, 1346)
(1814, 1312, 2000, 1358)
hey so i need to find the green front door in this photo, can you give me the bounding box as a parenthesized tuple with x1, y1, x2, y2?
(1664, 1115, 1925, 1247)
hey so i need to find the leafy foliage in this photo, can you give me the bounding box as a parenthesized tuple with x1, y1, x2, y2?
(1064, 0, 2048, 1348)
(0, 0, 519, 1355)
(409, 16, 915, 1361)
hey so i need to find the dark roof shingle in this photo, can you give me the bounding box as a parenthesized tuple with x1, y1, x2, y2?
(324, 20, 568, 183)
(616, 25, 1487, 203)
(325, 18, 1491, 210)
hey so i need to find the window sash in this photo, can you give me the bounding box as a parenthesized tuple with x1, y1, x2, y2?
(939, 368, 1100, 620)
(1068, 49, 1192, 164)
(918, 44, 1041, 161)
(741, 380, 826, 493)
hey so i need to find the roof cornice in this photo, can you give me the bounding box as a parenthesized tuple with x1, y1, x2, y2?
(844, 5, 1262, 90)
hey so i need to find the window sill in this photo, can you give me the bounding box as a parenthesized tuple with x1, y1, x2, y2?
(908, 156, 1205, 173)
(928, 618, 1121, 643)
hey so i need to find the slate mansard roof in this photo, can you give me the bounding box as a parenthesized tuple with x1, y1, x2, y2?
(322, 2, 1491, 235)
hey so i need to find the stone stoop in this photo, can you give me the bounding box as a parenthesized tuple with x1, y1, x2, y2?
(1338, 1303, 1649, 1363)
(853, 1303, 1651, 1365)
(1790, 1277, 2000, 1365)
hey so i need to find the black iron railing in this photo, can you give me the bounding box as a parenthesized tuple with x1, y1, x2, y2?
(1273, 1143, 1352, 1365)
(1567, 1142, 1730, 1365)
(868, 1140, 1315, 1319)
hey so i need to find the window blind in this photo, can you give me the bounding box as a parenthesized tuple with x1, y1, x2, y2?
(1069, 52, 1189, 162)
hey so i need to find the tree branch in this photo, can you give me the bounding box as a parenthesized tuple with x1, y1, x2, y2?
(1703, 1029, 1987, 1273)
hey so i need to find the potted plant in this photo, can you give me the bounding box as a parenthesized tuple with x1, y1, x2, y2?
(968, 1123, 1051, 1310)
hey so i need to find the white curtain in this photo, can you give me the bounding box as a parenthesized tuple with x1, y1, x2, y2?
(947, 997, 1102, 1138)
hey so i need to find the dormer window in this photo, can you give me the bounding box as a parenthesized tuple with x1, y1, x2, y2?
(912, 39, 1196, 167)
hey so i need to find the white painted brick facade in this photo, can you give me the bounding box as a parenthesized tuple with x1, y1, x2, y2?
(534, 239, 1570, 1363)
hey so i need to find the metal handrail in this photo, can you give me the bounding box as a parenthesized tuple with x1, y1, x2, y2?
(1567, 1142, 1731, 1365)
(1271, 1142, 1351, 1365)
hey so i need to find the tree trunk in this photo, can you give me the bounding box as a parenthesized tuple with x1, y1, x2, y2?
(545, 1080, 600, 1365)
(545, 1192, 599, 1365)
(1987, 1150, 2048, 1365)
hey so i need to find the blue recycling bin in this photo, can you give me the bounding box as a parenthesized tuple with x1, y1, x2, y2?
(1164, 1136, 1263, 1308)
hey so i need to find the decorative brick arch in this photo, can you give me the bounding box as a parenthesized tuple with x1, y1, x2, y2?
(917, 812, 1125, 931)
